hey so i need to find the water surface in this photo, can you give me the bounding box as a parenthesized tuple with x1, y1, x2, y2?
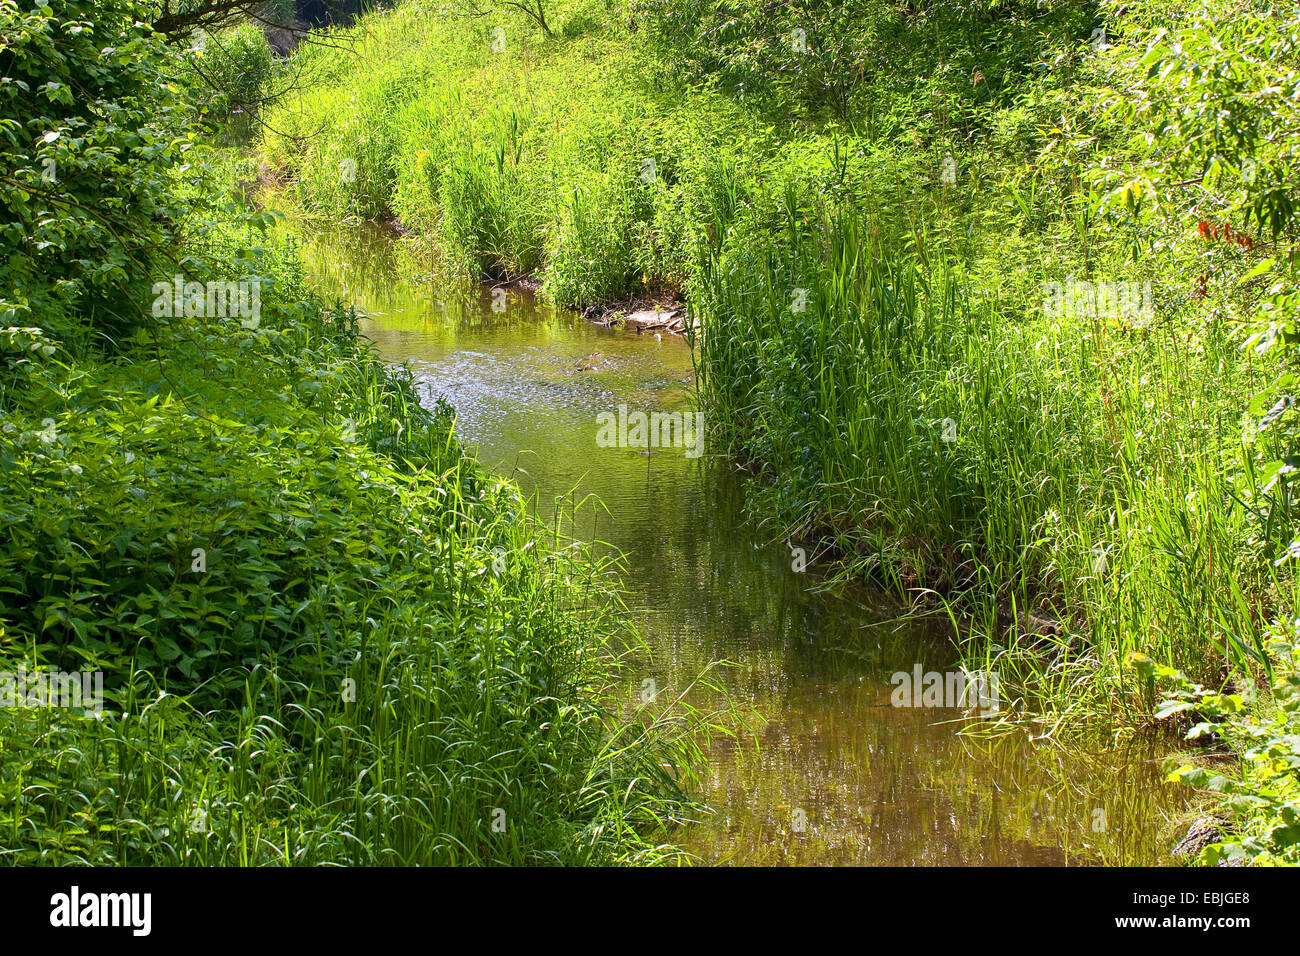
(296, 219, 1185, 866)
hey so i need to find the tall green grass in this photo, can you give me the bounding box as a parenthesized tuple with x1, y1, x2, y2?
(694, 198, 1279, 720)
(259, 3, 760, 298)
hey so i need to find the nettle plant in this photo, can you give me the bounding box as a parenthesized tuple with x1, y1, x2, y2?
(0, 0, 195, 343)
(1155, 624, 1300, 865)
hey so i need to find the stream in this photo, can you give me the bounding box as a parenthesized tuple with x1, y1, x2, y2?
(295, 219, 1186, 866)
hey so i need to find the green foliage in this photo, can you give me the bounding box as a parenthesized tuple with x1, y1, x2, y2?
(0, 225, 704, 864)
(261, 3, 754, 289)
(1159, 625, 1300, 866)
(0, 0, 194, 343)
(694, 196, 1267, 707)
(190, 22, 275, 116)
(254, 0, 1300, 860)
(0, 0, 704, 866)
(436, 107, 547, 279)
(2, 245, 444, 696)
(545, 174, 643, 306)
(1086, 1, 1300, 560)
(632, 0, 1096, 129)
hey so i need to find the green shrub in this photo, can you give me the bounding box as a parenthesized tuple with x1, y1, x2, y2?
(0, 0, 192, 343)
(1158, 627, 1300, 866)
(194, 22, 275, 115)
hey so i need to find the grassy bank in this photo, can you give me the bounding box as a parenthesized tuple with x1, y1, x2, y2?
(0, 0, 702, 865)
(254, 0, 1300, 863)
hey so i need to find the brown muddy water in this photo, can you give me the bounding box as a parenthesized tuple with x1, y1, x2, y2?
(293, 219, 1187, 866)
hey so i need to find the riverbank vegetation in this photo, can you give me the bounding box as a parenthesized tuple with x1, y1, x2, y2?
(0, 0, 705, 865)
(251, 0, 1300, 863)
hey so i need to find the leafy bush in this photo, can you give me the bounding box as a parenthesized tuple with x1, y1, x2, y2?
(1159, 627, 1300, 865)
(0, 0, 192, 343)
(191, 22, 275, 115)
(632, 0, 1094, 128)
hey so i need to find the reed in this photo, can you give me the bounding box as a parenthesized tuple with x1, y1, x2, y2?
(694, 200, 1275, 718)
